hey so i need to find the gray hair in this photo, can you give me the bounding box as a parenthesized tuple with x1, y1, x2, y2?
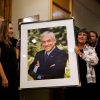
(40, 31, 56, 41)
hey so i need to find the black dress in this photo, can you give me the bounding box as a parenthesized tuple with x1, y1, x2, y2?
(76, 49, 96, 100)
(95, 37, 100, 99)
(10, 37, 18, 48)
(0, 42, 19, 100)
(64, 49, 97, 100)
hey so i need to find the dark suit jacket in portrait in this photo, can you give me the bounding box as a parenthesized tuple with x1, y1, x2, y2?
(28, 46, 68, 80)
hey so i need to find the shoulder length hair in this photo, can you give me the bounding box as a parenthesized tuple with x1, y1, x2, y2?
(0, 20, 10, 46)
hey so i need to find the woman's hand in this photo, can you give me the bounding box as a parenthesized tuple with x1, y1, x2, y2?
(0, 63, 9, 87)
(74, 46, 83, 57)
(2, 77, 9, 87)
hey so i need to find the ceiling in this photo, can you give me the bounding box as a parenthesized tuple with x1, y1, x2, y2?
(96, 0, 100, 4)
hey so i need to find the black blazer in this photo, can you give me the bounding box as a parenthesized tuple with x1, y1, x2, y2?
(28, 47, 68, 80)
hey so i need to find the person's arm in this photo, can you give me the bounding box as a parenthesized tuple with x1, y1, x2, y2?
(16, 48, 19, 60)
(28, 53, 39, 79)
(0, 63, 9, 87)
(82, 46, 98, 65)
(75, 45, 98, 65)
(15, 39, 20, 60)
(40, 51, 68, 79)
(74, 46, 83, 57)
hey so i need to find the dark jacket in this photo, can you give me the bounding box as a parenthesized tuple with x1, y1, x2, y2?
(28, 47, 68, 80)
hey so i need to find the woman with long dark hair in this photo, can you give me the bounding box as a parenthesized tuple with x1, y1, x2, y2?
(0, 20, 19, 100)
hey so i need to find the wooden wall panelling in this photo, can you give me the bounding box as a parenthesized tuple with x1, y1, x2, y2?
(0, 0, 12, 21)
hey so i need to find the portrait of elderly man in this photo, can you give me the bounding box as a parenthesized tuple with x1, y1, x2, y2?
(28, 31, 68, 80)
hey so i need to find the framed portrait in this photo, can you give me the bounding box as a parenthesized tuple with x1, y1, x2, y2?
(20, 19, 79, 89)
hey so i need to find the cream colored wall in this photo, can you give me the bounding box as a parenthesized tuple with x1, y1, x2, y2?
(12, 0, 50, 39)
(12, 1, 52, 99)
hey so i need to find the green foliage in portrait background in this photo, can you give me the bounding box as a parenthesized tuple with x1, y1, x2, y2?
(28, 26, 68, 58)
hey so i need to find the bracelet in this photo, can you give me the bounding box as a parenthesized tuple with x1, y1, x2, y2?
(79, 53, 82, 57)
(78, 52, 82, 57)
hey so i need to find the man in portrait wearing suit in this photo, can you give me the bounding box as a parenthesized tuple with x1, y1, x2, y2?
(28, 31, 68, 80)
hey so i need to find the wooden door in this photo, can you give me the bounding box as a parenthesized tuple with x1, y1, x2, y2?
(0, 0, 12, 21)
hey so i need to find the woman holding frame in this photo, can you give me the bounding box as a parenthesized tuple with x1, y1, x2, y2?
(74, 29, 98, 100)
